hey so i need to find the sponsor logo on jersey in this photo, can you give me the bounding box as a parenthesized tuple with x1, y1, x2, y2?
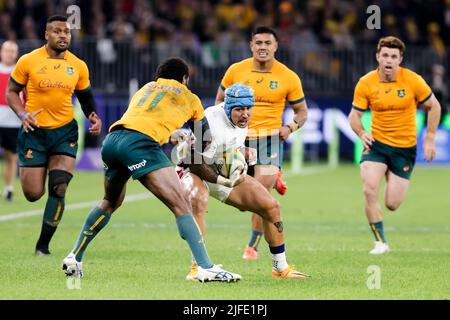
(38, 79, 72, 90)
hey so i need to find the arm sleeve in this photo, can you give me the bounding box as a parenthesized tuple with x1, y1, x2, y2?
(75, 88, 97, 118)
(351, 80, 369, 111)
(287, 72, 305, 105)
(75, 60, 91, 91)
(10, 55, 29, 87)
(412, 74, 432, 105)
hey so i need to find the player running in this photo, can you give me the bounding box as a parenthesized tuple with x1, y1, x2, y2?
(7, 15, 102, 255)
(215, 26, 308, 260)
(177, 83, 310, 280)
(348, 36, 441, 254)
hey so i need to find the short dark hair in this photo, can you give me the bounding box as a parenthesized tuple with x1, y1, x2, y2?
(47, 15, 68, 24)
(377, 36, 405, 55)
(155, 57, 189, 83)
(252, 26, 278, 41)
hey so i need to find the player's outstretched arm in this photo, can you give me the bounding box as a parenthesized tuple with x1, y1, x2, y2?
(75, 89, 102, 135)
(421, 94, 441, 162)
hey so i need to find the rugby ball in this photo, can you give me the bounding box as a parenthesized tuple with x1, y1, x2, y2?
(216, 147, 246, 178)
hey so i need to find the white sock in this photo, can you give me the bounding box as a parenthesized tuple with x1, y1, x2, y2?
(5, 185, 13, 192)
(272, 252, 288, 272)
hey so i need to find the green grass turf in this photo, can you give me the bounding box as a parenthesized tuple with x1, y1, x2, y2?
(0, 164, 449, 299)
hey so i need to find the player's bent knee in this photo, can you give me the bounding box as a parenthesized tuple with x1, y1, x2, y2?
(385, 200, 401, 211)
(101, 197, 122, 213)
(24, 190, 45, 202)
(269, 198, 280, 214)
(260, 198, 281, 221)
(193, 188, 209, 210)
(48, 170, 73, 198)
(191, 197, 206, 213)
(169, 193, 192, 215)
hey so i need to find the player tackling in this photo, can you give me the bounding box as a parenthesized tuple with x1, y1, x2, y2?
(62, 57, 242, 282)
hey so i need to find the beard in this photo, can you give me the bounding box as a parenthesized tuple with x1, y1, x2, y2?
(48, 41, 69, 53)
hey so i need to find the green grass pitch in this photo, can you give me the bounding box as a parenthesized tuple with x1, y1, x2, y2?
(0, 164, 449, 299)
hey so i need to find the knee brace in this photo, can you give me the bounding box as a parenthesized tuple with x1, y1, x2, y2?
(48, 170, 73, 198)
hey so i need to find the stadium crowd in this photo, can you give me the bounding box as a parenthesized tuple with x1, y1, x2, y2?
(0, 1, 448, 106)
(0, 0, 449, 52)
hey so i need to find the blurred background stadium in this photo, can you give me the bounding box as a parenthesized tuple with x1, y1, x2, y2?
(1, 0, 449, 168)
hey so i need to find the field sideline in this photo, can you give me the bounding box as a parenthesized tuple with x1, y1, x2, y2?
(0, 164, 449, 299)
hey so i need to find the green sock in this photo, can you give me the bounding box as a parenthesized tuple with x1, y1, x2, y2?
(43, 194, 65, 226)
(176, 214, 213, 269)
(72, 207, 111, 262)
(247, 230, 263, 251)
(370, 221, 386, 243)
(35, 195, 65, 250)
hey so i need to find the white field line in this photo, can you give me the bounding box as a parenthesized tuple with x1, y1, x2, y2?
(0, 166, 331, 223)
(0, 193, 151, 222)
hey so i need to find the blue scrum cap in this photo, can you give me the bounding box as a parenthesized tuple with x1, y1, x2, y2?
(224, 83, 254, 120)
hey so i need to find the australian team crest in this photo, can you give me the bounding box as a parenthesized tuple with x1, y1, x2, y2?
(269, 80, 278, 89)
(397, 89, 406, 97)
(67, 67, 74, 75)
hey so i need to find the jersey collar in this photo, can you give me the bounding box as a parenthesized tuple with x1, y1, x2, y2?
(44, 45, 68, 60)
(377, 66, 401, 83)
(252, 58, 277, 73)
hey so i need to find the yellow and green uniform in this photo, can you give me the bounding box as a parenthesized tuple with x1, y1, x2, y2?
(104, 78, 205, 180)
(11, 46, 90, 166)
(72, 79, 214, 268)
(220, 58, 304, 166)
(11, 45, 90, 129)
(352, 67, 433, 179)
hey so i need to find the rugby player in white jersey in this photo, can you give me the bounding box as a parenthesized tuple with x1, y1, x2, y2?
(175, 83, 310, 280)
